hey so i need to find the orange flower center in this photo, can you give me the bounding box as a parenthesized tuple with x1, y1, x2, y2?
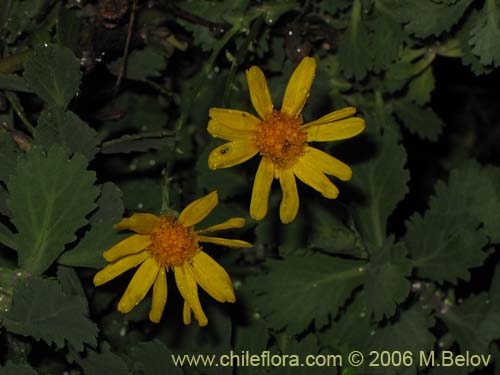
(255, 112, 307, 168)
(149, 216, 200, 267)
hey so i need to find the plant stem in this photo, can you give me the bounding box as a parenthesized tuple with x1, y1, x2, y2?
(0, 50, 31, 73)
(5, 92, 35, 134)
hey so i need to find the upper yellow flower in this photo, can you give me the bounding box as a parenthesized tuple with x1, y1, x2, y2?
(93, 191, 252, 326)
(207, 57, 365, 224)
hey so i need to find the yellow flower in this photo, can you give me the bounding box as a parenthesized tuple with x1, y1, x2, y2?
(207, 57, 365, 224)
(93, 191, 252, 326)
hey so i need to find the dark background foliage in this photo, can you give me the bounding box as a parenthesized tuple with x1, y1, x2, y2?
(1, 0, 500, 374)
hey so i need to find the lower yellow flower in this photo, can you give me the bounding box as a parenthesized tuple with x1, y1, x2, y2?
(93, 191, 252, 326)
(207, 56, 365, 224)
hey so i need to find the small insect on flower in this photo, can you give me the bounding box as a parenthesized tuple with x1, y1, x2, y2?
(93, 191, 252, 326)
(207, 56, 365, 224)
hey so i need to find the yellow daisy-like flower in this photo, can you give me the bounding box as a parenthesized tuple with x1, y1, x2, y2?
(207, 57, 365, 224)
(93, 191, 252, 326)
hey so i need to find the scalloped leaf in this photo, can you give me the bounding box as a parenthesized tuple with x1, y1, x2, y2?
(247, 253, 365, 334)
(469, 0, 500, 67)
(2, 276, 97, 351)
(349, 125, 409, 250)
(34, 108, 98, 161)
(23, 44, 81, 109)
(59, 183, 125, 269)
(396, 0, 474, 38)
(405, 161, 498, 283)
(7, 145, 99, 274)
(363, 238, 412, 320)
(337, 1, 371, 80)
(440, 293, 500, 354)
(393, 100, 444, 141)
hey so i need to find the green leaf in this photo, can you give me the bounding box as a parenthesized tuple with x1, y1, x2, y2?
(0, 362, 38, 375)
(307, 202, 364, 258)
(57, 265, 85, 297)
(273, 335, 324, 375)
(368, 306, 435, 360)
(129, 340, 182, 375)
(350, 126, 409, 250)
(321, 291, 373, 354)
(324, 305, 433, 375)
(235, 316, 269, 352)
(59, 183, 125, 269)
(396, 0, 474, 38)
(459, 9, 494, 75)
(407, 66, 436, 106)
(3, 0, 44, 43)
(0, 74, 32, 92)
(370, 3, 407, 71)
(108, 48, 167, 82)
(432, 162, 500, 243)
(56, 7, 82, 53)
(363, 238, 412, 320)
(406, 212, 486, 284)
(405, 161, 497, 283)
(392, 101, 444, 141)
(100, 132, 175, 154)
(247, 253, 365, 334)
(23, 44, 82, 109)
(78, 343, 129, 375)
(469, 0, 500, 67)
(0, 222, 16, 250)
(2, 276, 98, 351)
(440, 293, 500, 354)
(0, 132, 21, 183)
(7, 145, 99, 274)
(34, 108, 98, 161)
(324, 297, 435, 368)
(337, 0, 371, 80)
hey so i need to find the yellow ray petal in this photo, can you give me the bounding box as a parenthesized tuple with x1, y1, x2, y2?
(178, 191, 218, 228)
(174, 264, 208, 326)
(113, 213, 160, 234)
(208, 108, 260, 141)
(246, 66, 274, 119)
(196, 218, 246, 234)
(293, 158, 339, 199)
(93, 251, 149, 286)
(118, 256, 160, 314)
(183, 301, 192, 325)
(304, 117, 365, 142)
(198, 236, 253, 248)
(149, 267, 167, 323)
(250, 157, 274, 221)
(302, 107, 357, 127)
(281, 57, 317, 118)
(103, 234, 151, 262)
(207, 119, 257, 141)
(208, 140, 259, 170)
(190, 251, 235, 303)
(302, 146, 352, 181)
(278, 168, 299, 224)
